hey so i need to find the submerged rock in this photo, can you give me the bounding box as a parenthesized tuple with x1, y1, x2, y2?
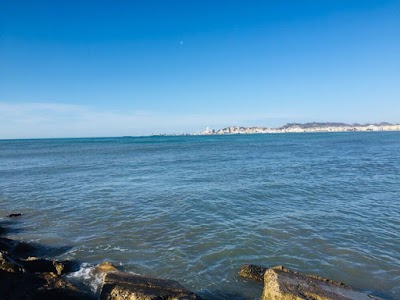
(7, 213, 22, 218)
(261, 265, 381, 300)
(100, 271, 201, 300)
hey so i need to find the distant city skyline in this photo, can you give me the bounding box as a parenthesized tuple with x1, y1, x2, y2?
(1, 1, 399, 138)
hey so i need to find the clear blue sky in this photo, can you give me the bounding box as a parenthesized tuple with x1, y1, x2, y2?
(1, 0, 399, 138)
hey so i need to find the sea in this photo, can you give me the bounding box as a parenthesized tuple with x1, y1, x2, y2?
(0, 132, 399, 299)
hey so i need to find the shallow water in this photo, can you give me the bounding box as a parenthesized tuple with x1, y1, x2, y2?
(0, 132, 399, 299)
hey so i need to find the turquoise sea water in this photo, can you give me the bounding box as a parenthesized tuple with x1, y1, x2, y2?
(0, 132, 399, 299)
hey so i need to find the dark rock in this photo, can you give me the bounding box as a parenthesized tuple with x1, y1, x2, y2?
(20, 257, 77, 275)
(0, 270, 95, 300)
(34, 272, 96, 300)
(100, 271, 201, 300)
(54, 259, 79, 275)
(0, 237, 13, 252)
(20, 257, 57, 273)
(12, 241, 38, 258)
(0, 225, 93, 299)
(239, 264, 267, 282)
(0, 226, 6, 235)
(0, 252, 23, 273)
(261, 265, 382, 300)
(7, 213, 22, 218)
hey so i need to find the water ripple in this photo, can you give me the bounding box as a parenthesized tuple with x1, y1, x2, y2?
(1, 132, 399, 299)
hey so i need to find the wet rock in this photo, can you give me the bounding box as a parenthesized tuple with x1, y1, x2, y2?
(0, 224, 93, 299)
(7, 213, 22, 218)
(0, 226, 6, 235)
(261, 265, 380, 300)
(20, 257, 56, 273)
(36, 272, 96, 299)
(0, 252, 22, 273)
(54, 260, 78, 275)
(239, 264, 267, 282)
(94, 261, 118, 275)
(100, 271, 201, 300)
(0, 237, 13, 252)
(0, 269, 95, 300)
(20, 257, 77, 275)
(12, 241, 38, 258)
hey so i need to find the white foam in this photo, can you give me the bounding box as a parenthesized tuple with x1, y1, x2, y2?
(92, 244, 129, 252)
(112, 246, 128, 252)
(66, 263, 103, 295)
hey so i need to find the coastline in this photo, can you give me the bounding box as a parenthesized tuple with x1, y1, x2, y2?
(0, 214, 201, 300)
(195, 123, 400, 135)
(1, 214, 388, 300)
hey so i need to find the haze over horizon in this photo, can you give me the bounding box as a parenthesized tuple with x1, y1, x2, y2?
(1, 1, 399, 139)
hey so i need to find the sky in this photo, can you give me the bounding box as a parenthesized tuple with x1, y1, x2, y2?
(0, 0, 399, 138)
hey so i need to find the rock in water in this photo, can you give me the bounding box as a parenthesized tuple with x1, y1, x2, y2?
(0, 238, 13, 252)
(100, 272, 201, 300)
(0, 226, 6, 236)
(53, 259, 77, 275)
(12, 242, 38, 258)
(239, 264, 268, 282)
(7, 213, 22, 218)
(262, 266, 380, 300)
(0, 270, 95, 300)
(0, 252, 22, 273)
(94, 262, 119, 275)
(19, 257, 77, 275)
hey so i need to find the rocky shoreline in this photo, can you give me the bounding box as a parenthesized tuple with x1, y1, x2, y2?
(0, 214, 200, 300)
(1, 215, 93, 299)
(1, 213, 386, 300)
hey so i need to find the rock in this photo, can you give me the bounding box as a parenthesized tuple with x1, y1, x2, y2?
(100, 271, 201, 300)
(37, 272, 95, 298)
(20, 257, 77, 275)
(20, 257, 57, 273)
(261, 265, 380, 300)
(0, 269, 95, 300)
(0, 252, 22, 273)
(12, 241, 38, 258)
(53, 260, 78, 275)
(94, 262, 119, 275)
(0, 227, 93, 299)
(0, 226, 6, 235)
(0, 237, 13, 252)
(7, 213, 22, 218)
(239, 264, 267, 282)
